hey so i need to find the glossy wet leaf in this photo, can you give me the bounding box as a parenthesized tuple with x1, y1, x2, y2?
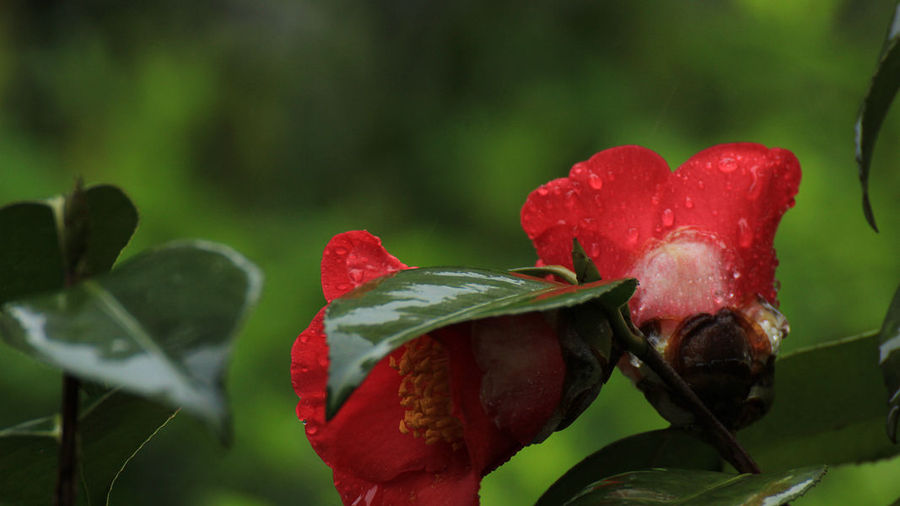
(0, 200, 65, 304)
(572, 238, 601, 284)
(536, 428, 721, 506)
(739, 332, 897, 470)
(878, 285, 900, 442)
(0, 240, 262, 438)
(0, 390, 176, 506)
(855, 1, 900, 232)
(324, 267, 636, 418)
(562, 466, 825, 506)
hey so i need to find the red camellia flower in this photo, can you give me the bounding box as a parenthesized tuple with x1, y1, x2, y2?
(292, 230, 566, 505)
(521, 143, 801, 428)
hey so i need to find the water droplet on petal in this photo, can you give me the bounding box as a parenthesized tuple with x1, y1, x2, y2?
(684, 196, 694, 209)
(337, 283, 352, 292)
(732, 271, 742, 280)
(537, 187, 549, 196)
(697, 179, 705, 190)
(571, 163, 587, 177)
(317, 354, 328, 367)
(626, 227, 639, 245)
(588, 173, 603, 190)
(334, 247, 349, 256)
(737, 218, 753, 247)
(718, 157, 738, 173)
(661, 208, 675, 227)
(306, 424, 319, 435)
(348, 269, 365, 283)
(592, 194, 604, 207)
(590, 243, 600, 257)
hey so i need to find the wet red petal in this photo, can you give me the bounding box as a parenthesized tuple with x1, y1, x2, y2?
(521, 144, 800, 320)
(321, 230, 409, 303)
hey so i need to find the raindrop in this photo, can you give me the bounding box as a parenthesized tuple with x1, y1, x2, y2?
(317, 355, 328, 367)
(571, 164, 587, 177)
(718, 157, 738, 173)
(334, 247, 349, 256)
(737, 218, 753, 247)
(697, 179, 705, 190)
(348, 269, 365, 283)
(684, 196, 694, 209)
(732, 271, 742, 280)
(588, 173, 603, 190)
(590, 243, 601, 257)
(626, 227, 639, 245)
(651, 195, 660, 205)
(661, 208, 675, 227)
(337, 283, 352, 292)
(537, 187, 549, 196)
(299, 334, 310, 344)
(606, 170, 616, 182)
(306, 424, 319, 435)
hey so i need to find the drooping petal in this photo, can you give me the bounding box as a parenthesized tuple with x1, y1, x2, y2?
(321, 230, 408, 303)
(668, 144, 800, 304)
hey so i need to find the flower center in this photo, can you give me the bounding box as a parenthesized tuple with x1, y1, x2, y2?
(389, 336, 464, 449)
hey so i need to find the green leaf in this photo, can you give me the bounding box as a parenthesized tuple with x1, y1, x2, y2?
(0, 240, 262, 438)
(738, 332, 897, 470)
(0, 200, 65, 304)
(0, 184, 137, 305)
(572, 238, 601, 284)
(0, 390, 176, 506)
(324, 267, 636, 418)
(855, 1, 900, 232)
(536, 428, 721, 506)
(81, 185, 139, 276)
(561, 466, 825, 506)
(879, 284, 900, 442)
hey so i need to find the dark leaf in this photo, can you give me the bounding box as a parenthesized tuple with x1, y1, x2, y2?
(324, 267, 636, 418)
(855, 1, 900, 232)
(0, 241, 262, 439)
(561, 466, 825, 506)
(739, 332, 897, 470)
(0, 390, 176, 506)
(878, 284, 900, 442)
(0, 200, 65, 304)
(536, 428, 721, 506)
(82, 185, 139, 275)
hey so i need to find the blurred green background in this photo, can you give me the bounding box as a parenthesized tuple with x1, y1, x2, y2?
(1, 0, 899, 504)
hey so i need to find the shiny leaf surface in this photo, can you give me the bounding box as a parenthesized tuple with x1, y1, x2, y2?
(739, 333, 896, 469)
(562, 466, 825, 506)
(855, 1, 900, 232)
(879, 285, 900, 442)
(324, 267, 636, 418)
(0, 390, 175, 506)
(0, 240, 262, 437)
(536, 428, 721, 506)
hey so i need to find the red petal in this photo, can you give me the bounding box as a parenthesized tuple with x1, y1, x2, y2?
(521, 144, 800, 319)
(292, 313, 460, 483)
(321, 230, 409, 302)
(669, 144, 800, 304)
(520, 146, 671, 279)
(332, 465, 479, 506)
(469, 314, 565, 445)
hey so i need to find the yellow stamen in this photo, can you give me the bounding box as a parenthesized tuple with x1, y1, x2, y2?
(389, 336, 464, 450)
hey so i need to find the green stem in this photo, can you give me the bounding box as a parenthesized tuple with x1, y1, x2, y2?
(55, 374, 80, 506)
(608, 306, 761, 474)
